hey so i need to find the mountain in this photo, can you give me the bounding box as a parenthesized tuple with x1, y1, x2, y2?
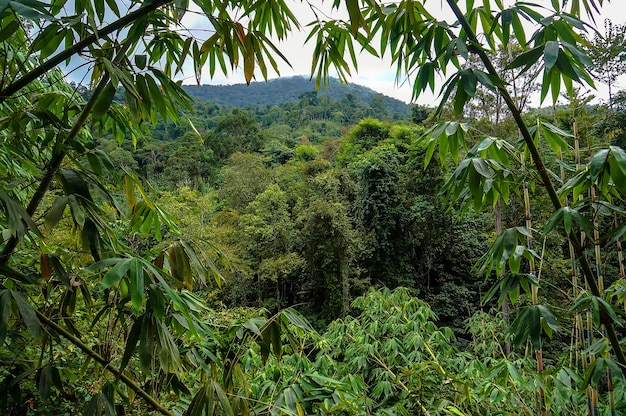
(182, 76, 411, 114)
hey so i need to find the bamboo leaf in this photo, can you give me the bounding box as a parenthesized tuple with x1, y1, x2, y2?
(135, 54, 147, 70)
(67, 195, 85, 228)
(590, 148, 609, 182)
(92, 82, 116, 122)
(243, 33, 255, 84)
(101, 258, 132, 288)
(0, 191, 43, 240)
(461, 69, 477, 96)
(129, 258, 144, 312)
(9, 0, 53, 20)
(44, 195, 67, 231)
(611, 145, 626, 175)
(213, 381, 235, 416)
(0, 290, 11, 346)
(139, 314, 155, 373)
(124, 175, 136, 210)
(11, 290, 41, 338)
(270, 320, 282, 360)
(540, 121, 570, 153)
(506, 45, 543, 72)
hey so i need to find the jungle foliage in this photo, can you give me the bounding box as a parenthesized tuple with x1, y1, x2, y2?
(1, 0, 626, 415)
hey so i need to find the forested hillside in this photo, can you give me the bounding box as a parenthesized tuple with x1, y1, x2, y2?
(2, 1, 626, 415)
(182, 76, 412, 115)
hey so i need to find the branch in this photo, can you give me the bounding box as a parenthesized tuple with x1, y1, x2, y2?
(36, 311, 175, 416)
(0, 0, 172, 104)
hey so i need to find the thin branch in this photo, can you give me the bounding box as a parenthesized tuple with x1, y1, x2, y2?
(36, 311, 174, 416)
(0, 0, 171, 104)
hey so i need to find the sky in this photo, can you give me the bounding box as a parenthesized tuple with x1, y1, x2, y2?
(175, 0, 626, 106)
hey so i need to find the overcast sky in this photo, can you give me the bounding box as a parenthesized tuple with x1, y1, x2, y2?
(176, 0, 626, 106)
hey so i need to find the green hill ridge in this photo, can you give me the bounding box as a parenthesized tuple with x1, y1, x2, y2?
(182, 75, 411, 114)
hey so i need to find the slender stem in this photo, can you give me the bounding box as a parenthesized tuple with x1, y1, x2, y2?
(445, 0, 626, 375)
(36, 311, 174, 416)
(0, 0, 171, 104)
(494, 198, 511, 355)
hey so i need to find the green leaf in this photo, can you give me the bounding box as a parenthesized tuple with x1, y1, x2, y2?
(103, 0, 119, 16)
(537, 304, 559, 335)
(0, 290, 11, 346)
(269, 320, 282, 360)
(135, 55, 147, 70)
(550, 68, 561, 103)
(473, 69, 497, 93)
(611, 145, 626, 175)
(540, 121, 570, 153)
(0, 18, 19, 42)
(243, 33, 255, 84)
(129, 258, 144, 312)
(169, 241, 192, 290)
(138, 315, 155, 373)
(11, 290, 41, 338)
(461, 70, 477, 97)
(148, 285, 165, 320)
(212, 381, 235, 416)
(124, 175, 136, 210)
(92, 82, 116, 122)
(9, 0, 53, 20)
(563, 207, 572, 235)
(37, 366, 62, 403)
(281, 308, 315, 332)
(590, 148, 609, 182)
(511, 304, 555, 348)
(67, 195, 85, 228)
(506, 45, 543, 73)
(82, 218, 101, 261)
(510, 9, 526, 45)
(583, 358, 609, 388)
(101, 258, 132, 288)
(120, 316, 143, 372)
(0, 191, 43, 240)
(454, 83, 468, 117)
(60, 169, 92, 201)
(43, 195, 67, 232)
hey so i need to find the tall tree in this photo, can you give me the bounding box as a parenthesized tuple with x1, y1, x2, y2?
(584, 19, 626, 105)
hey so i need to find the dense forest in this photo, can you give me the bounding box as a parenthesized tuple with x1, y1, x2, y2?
(98, 80, 482, 333)
(181, 76, 412, 115)
(2, 0, 626, 415)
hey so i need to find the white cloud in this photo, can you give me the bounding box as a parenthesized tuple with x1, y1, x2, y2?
(183, 0, 626, 106)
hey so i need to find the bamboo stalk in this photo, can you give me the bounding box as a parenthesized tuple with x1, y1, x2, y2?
(520, 144, 546, 413)
(591, 183, 614, 415)
(616, 212, 626, 314)
(558, 143, 583, 374)
(573, 121, 593, 415)
(445, 1, 626, 376)
(494, 197, 511, 356)
(572, 119, 599, 416)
